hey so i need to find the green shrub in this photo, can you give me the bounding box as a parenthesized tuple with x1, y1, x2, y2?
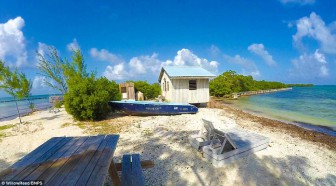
(210, 70, 288, 96)
(29, 102, 35, 113)
(54, 100, 63, 108)
(64, 76, 121, 121)
(128, 80, 161, 100)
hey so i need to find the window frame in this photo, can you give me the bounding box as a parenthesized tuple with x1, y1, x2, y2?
(189, 80, 197, 90)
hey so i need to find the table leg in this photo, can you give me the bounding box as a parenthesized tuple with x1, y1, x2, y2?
(109, 159, 121, 186)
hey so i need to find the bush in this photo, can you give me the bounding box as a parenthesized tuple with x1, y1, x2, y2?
(129, 80, 161, 100)
(64, 75, 121, 121)
(210, 70, 288, 96)
(29, 102, 35, 113)
(54, 100, 63, 108)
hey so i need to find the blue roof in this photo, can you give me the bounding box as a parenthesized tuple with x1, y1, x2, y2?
(159, 66, 216, 81)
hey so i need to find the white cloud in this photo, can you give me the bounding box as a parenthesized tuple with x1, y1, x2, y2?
(209, 45, 221, 58)
(223, 54, 260, 78)
(293, 12, 336, 54)
(168, 48, 219, 73)
(129, 57, 146, 74)
(37, 42, 50, 57)
(0, 17, 28, 67)
(89, 48, 124, 64)
(129, 53, 162, 75)
(290, 50, 329, 79)
(95, 48, 219, 81)
(32, 76, 47, 89)
(67, 38, 80, 51)
(248, 43, 277, 66)
(279, 0, 315, 5)
(103, 63, 128, 80)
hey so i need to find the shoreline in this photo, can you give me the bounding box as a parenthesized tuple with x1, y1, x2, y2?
(237, 107, 336, 137)
(208, 99, 336, 150)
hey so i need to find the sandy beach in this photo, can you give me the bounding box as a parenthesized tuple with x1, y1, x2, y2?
(0, 104, 335, 186)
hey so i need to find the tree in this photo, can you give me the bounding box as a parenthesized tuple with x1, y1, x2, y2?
(209, 70, 288, 97)
(0, 60, 32, 124)
(36, 47, 68, 94)
(63, 50, 121, 121)
(128, 80, 161, 100)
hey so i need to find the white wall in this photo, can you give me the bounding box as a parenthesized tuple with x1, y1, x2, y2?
(160, 71, 210, 103)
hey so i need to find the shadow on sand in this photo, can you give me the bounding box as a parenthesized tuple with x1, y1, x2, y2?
(115, 128, 335, 186)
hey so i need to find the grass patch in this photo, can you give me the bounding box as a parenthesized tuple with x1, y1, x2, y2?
(61, 122, 72, 128)
(142, 128, 153, 137)
(61, 120, 129, 135)
(0, 124, 14, 131)
(77, 121, 120, 135)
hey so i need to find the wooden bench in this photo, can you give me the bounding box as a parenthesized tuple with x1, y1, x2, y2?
(121, 154, 145, 186)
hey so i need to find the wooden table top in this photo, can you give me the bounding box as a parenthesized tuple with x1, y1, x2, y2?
(0, 135, 119, 186)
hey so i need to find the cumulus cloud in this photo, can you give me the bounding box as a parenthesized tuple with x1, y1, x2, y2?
(103, 63, 128, 80)
(67, 38, 80, 51)
(223, 54, 260, 78)
(248, 43, 277, 66)
(293, 12, 336, 54)
(129, 53, 162, 75)
(0, 17, 28, 67)
(168, 48, 219, 73)
(279, 0, 315, 5)
(290, 50, 329, 79)
(96, 48, 219, 80)
(32, 76, 47, 89)
(89, 48, 124, 64)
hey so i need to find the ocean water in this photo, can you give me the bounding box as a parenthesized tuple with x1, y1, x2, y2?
(233, 85, 336, 136)
(0, 95, 52, 121)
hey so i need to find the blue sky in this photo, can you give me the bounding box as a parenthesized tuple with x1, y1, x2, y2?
(0, 0, 336, 96)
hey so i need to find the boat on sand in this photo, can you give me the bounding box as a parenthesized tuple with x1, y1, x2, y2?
(109, 100, 198, 115)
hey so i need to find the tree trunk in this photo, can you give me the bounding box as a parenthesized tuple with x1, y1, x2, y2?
(15, 100, 22, 124)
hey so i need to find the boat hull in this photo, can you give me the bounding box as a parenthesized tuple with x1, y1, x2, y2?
(109, 101, 198, 115)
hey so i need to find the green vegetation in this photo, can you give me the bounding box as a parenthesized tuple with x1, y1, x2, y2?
(128, 80, 161, 100)
(36, 47, 68, 94)
(0, 60, 32, 124)
(62, 120, 125, 135)
(210, 70, 288, 97)
(62, 50, 121, 121)
(54, 100, 63, 109)
(286, 84, 314, 87)
(37, 49, 121, 121)
(0, 124, 14, 131)
(29, 102, 35, 113)
(0, 124, 14, 139)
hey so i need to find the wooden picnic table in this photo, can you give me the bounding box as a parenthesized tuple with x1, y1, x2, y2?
(0, 135, 121, 186)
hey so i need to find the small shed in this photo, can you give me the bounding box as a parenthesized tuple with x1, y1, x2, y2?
(136, 91, 144, 101)
(119, 82, 135, 100)
(158, 66, 216, 104)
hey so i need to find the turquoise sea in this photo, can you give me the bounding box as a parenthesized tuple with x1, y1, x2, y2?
(233, 85, 336, 136)
(0, 95, 52, 121)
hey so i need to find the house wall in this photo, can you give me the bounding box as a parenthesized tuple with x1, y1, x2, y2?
(160, 71, 210, 103)
(171, 78, 210, 103)
(160, 72, 173, 101)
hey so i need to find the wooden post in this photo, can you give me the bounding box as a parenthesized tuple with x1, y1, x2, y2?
(109, 159, 121, 186)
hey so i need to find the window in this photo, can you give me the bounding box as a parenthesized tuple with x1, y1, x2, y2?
(189, 80, 197, 90)
(121, 87, 127, 93)
(166, 81, 169, 91)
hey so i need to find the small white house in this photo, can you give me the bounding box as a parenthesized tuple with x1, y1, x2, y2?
(158, 66, 216, 104)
